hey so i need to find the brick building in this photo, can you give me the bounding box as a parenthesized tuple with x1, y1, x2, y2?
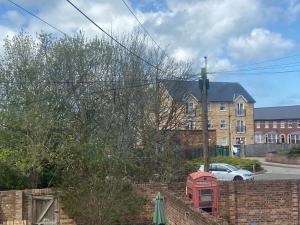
(160, 80, 255, 147)
(254, 105, 300, 144)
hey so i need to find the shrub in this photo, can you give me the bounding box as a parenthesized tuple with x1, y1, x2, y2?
(186, 156, 262, 172)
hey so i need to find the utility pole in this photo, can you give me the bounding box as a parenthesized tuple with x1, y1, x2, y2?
(200, 57, 209, 172)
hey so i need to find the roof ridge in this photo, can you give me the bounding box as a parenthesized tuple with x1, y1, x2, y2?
(255, 105, 300, 109)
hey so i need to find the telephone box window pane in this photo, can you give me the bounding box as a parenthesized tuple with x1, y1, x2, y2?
(200, 189, 213, 207)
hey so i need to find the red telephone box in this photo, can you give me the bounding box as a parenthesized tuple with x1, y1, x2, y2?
(186, 171, 218, 216)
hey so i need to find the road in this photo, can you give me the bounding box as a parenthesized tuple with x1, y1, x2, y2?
(251, 158, 300, 180)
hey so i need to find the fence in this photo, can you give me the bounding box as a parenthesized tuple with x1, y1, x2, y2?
(181, 145, 229, 159)
(245, 143, 297, 157)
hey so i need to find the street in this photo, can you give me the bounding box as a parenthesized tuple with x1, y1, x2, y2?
(252, 158, 300, 180)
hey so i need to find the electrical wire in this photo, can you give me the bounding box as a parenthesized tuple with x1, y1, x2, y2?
(66, 0, 163, 73)
(120, 0, 165, 53)
(7, 0, 69, 37)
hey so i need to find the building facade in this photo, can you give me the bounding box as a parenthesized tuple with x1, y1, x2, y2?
(254, 105, 300, 144)
(161, 80, 255, 147)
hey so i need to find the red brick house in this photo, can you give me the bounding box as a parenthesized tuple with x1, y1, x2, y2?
(254, 105, 300, 144)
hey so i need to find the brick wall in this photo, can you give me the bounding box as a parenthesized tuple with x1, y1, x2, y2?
(218, 180, 300, 225)
(0, 189, 76, 225)
(133, 183, 228, 225)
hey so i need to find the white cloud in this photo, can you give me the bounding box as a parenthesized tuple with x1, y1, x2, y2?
(0, 25, 16, 54)
(228, 28, 294, 62)
(0, 0, 298, 70)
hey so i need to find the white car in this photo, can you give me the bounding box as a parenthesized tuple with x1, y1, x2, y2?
(198, 163, 254, 181)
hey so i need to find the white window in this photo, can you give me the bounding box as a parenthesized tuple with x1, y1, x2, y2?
(288, 133, 300, 144)
(236, 103, 245, 116)
(255, 133, 263, 143)
(281, 121, 285, 128)
(273, 121, 277, 128)
(220, 103, 226, 111)
(187, 102, 194, 115)
(187, 121, 194, 130)
(265, 121, 269, 128)
(265, 133, 280, 143)
(220, 120, 227, 129)
(207, 103, 211, 112)
(256, 121, 260, 129)
(236, 120, 245, 133)
(298, 121, 300, 128)
(288, 120, 293, 128)
(208, 120, 212, 128)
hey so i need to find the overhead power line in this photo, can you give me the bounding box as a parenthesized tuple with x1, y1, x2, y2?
(66, 0, 162, 73)
(210, 61, 300, 74)
(7, 0, 68, 37)
(120, 0, 164, 53)
(211, 53, 300, 74)
(210, 69, 300, 76)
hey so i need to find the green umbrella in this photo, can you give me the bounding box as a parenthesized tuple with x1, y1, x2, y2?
(153, 192, 167, 225)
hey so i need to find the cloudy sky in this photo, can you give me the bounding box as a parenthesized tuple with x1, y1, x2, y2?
(1, 0, 300, 107)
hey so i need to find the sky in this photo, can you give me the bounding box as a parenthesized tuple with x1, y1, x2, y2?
(0, 0, 300, 107)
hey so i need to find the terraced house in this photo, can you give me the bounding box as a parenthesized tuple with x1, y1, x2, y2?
(254, 105, 300, 144)
(160, 80, 256, 148)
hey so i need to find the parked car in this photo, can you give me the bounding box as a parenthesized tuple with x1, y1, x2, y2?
(198, 163, 254, 181)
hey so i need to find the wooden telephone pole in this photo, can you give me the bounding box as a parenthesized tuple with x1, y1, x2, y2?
(201, 57, 209, 172)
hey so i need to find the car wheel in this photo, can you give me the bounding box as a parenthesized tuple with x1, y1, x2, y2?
(233, 176, 243, 181)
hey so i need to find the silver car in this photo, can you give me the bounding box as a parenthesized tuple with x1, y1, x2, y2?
(198, 163, 254, 181)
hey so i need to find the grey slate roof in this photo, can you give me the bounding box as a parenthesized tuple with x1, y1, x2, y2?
(254, 105, 300, 120)
(161, 80, 255, 103)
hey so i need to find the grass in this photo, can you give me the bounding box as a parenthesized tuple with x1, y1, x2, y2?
(186, 156, 262, 172)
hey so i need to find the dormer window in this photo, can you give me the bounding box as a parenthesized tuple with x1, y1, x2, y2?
(236, 103, 245, 116)
(186, 102, 195, 116)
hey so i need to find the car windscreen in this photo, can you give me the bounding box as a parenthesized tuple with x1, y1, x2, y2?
(225, 164, 239, 171)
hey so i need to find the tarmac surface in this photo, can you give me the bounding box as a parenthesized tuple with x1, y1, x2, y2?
(249, 157, 300, 180)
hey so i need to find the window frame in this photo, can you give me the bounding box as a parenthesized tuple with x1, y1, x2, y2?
(220, 102, 227, 111)
(207, 103, 211, 112)
(298, 120, 300, 128)
(256, 121, 260, 129)
(265, 121, 269, 129)
(280, 121, 285, 128)
(220, 120, 227, 129)
(208, 120, 212, 129)
(273, 121, 277, 128)
(288, 120, 293, 128)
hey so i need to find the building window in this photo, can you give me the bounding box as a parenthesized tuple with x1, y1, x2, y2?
(280, 121, 285, 128)
(265, 121, 269, 128)
(208, 120, 212, 129)
(265, 133, 280, 143)
(236, 120, 246, 133)
(236, 103, 245, 116)
(187, 121, 194, 130)
(220, 120, 226, 129)
(186, 102, 195, 115)
(298, 121, 300, 128)
(288, 133, 300, 144)
(288, 120, 293, 128)
(256, 121, 260, 129)
(273, 121, 277, 128)
(255, 133, 263, 143)
(220, 103, 226, 111)
(207, 103, 211, 112)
